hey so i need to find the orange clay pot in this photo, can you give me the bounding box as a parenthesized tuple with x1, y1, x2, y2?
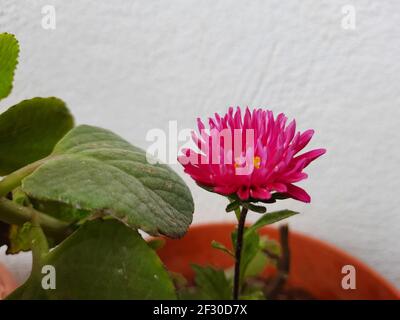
(157, 223, 400, 300)
(0, 263, 17, 300)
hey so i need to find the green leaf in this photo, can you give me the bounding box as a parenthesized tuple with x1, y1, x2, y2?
(0, 191, 69, 254)
(270, 193, 291, 201)
(240, 291, 265, 300)
(147, 238, 165, 250)
(225, 200, 240, 212)
(243, 202, 266, 213)
(0, 97, 74, 175)
(6, 222, 33, 254)
(262, 237, 281, 260)
(246, 210, 298, 235)
(211, 240, 234, 257)
(0, 33, 19, 101)
(240, 277, 266, 300)
(29, 198, 91, 223)
(1, 221, 58, 256)
(244, 250, 268, 278)
(231, 228, 260, 282)
(3, 221, 57, 255)
(244, 236, 281, 277)
(190, 264, 232, 300)
(177, 287, 205, 300)
(21, 125, 194, 238)
(231, 231, 282, 283)
(169, 271, 188, 290)
(0, 189, 56, 254)
(7, 219, 176, 300)
(234, 192, 291, 204)
(12, 187, 31, 206)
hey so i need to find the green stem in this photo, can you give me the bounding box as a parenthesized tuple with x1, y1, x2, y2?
(0, 158, 47, 197)
(233, 206, 248, 300)
(30, 213, 49, 273)
(0, 197, 72, 239)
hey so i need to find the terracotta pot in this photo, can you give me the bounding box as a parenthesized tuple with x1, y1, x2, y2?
(0, 263, 17, 299)
(157, 223, 400, 300)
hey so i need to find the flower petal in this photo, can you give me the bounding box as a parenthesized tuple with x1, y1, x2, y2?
(250, 187, 271, 200)
(286, 184, 311, 203)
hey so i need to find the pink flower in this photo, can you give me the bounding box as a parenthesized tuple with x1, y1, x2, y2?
(178, 107, 326, 203)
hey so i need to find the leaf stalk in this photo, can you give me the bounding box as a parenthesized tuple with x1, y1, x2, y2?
(0, 197, 72, 239)
(0, 158, 47, 197)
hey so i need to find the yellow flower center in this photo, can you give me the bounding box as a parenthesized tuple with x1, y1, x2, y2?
(254, 156, 261, 169)
(234, 156, 261, 169)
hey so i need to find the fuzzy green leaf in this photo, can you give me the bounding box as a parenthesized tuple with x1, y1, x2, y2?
(21, 125, 194, 238)
(190, 265, 232, 300)
(0, 97, 74, 175)
(0, 33, 19, 101)
(7, 219, 176, 300)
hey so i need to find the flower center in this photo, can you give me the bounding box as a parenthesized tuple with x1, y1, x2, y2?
(234, 156, 261, 169)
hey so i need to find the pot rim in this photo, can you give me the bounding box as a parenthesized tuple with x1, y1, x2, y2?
(183, 222, 400, 298)
(0, 262, 18, 299)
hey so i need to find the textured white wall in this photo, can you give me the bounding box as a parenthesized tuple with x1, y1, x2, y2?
(0, 0, 399, 288)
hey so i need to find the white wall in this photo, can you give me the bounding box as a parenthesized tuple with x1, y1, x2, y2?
(1, 0, 399, 288)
